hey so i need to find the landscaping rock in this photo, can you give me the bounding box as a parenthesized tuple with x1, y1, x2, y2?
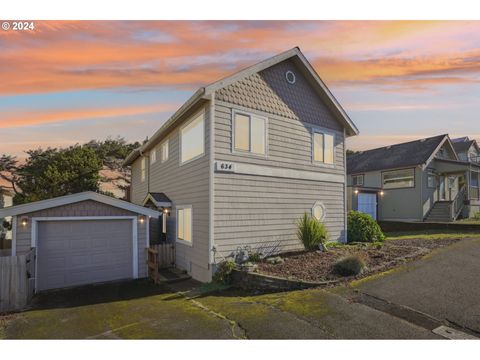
(265, 256, 284, 265)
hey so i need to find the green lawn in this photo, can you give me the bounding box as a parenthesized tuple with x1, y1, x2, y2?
(385, 230, 479, 240)
(455, 218, 480, 224)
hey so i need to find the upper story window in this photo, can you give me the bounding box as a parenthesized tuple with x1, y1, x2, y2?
(352, 174, 364, 186)
(233, 111, 266, 156)
(150, 148, 157, 165)
(427, 169, 436, 188)
(382, 168, 415, 189)
(161, 139, 169, 163)
(177, 205, 192, 245)
(181, 111, 205, 164)
(313, 130, 335, 165)
(141, 157, 146, 182)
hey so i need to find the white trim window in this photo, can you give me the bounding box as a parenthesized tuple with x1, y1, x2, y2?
(150, 148, 157, 165)
(233, 111, 267, 156)
(352, 174, 364, 186)
(177, 205, 192, 245)
(161, 139, 169, 162)
(427, 169, 436, 188)
(141, 157, 146, 182)
(313, 130, 335, 165)
(383, 168, 415, 189)
(181, 111, 205, 164)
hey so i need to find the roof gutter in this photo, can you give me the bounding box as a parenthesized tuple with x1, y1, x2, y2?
(123, 87, 206, 166)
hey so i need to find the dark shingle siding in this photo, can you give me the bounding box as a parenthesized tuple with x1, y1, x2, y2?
(215, 59, 342, 131)
(452, 140, 474, 154)
(347, 134, 447, 174)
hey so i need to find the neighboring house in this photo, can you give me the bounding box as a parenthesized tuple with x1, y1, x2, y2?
(452, 136, 480, 163)
(347, 134, 480, 222)
(0, 187, 14, 251)
(124, 47, 359, 282)
(0, 191, 159, 291)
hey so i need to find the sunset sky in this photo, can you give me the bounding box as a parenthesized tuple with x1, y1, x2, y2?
(1, 20, 479, 158)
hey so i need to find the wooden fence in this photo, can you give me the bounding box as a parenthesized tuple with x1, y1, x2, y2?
(150, 243, 175, 269)
(0, 250, 35, 313)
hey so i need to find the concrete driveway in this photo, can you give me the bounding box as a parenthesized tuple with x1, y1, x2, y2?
(351, 238, 480, 335)
(1, 279, 438, 339)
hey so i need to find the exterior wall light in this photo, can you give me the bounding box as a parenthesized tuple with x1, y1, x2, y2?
(138, 215, 145, 224)
(21, 217, 28, 227)
(354, 189, 359, 195)
(379, 191, 385, 196)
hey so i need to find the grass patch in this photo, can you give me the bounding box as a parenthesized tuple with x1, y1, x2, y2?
(455, 218, 480, 224)
(385, 230, 479, 240)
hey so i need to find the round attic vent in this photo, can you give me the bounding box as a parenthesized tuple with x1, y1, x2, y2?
(285, 70, 296, 84)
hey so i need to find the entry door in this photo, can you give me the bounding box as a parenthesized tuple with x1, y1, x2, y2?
(439, 176, 446, 200)
(358, 193, 377, 220)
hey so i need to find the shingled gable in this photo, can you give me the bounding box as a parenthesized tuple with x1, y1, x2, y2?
(123, 47, 358, 166)
(347, 134, 457, 174)
(452, 138, 479, 154)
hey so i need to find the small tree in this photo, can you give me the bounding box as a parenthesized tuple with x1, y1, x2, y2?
(296, 212, 329, 250)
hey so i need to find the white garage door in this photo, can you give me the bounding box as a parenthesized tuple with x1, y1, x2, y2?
(358, 193, 377, 220)
(37, 219, 133, 291)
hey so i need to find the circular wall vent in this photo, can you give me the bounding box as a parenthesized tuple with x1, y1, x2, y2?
(285, 70, 296, 84)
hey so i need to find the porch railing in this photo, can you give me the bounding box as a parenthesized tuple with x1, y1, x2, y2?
(451, 185, 467, 220)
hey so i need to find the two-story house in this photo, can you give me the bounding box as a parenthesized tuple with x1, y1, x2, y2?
(347, 134, 480, 223)
(124, 47, 359, 282)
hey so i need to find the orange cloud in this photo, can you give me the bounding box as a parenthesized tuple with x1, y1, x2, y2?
(0, 20, 479, 96)
(0, 103, 178, 128)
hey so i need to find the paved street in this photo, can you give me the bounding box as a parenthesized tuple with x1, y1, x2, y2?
(351, 238, 480, 334)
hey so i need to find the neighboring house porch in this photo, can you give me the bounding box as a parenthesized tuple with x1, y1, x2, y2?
(347, 134, 480, 223)
(429, 158, 480, 220)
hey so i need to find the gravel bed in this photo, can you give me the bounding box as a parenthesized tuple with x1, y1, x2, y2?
(256, 238, 465, 283)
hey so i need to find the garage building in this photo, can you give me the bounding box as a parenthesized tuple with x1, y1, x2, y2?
(0, 192, 160, 292)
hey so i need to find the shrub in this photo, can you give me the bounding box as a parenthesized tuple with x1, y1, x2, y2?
(213, 260, 236, 284)
(347, 211, 385, 243)
(248, 252, 262, 263)
(332, 255, 367, 276)
(296, 212, 329, 250)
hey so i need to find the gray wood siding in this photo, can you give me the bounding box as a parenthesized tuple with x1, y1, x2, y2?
(215, 102, 344, 174)
(212, 59, 347, 260)
(130, 157, 148, 205)
(216, 58, 342, 132)
(214, 173, 346, 260)
(130, 105, 211, 282)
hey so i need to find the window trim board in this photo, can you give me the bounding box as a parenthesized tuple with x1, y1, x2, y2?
(179, 108, 206, 166)
(381, 167, 416, 190)
(231, 109, 268, 158)
(176, 205, 193, 247)
(311, 126, 336, 168)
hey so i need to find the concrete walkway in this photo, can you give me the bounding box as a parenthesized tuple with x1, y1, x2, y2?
(351, 238, 480, 335)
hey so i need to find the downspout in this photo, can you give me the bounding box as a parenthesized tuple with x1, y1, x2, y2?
(419, 165, 424, 221)
(208, 92, 216, 270)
